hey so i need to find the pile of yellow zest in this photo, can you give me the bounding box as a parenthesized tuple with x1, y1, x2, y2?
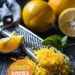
(34, 48, 65, 67)
(23, 48, 71, 75)
(34, 47, 71, 75)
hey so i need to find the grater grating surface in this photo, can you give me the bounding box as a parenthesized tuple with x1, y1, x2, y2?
(2, 24, 44, 51)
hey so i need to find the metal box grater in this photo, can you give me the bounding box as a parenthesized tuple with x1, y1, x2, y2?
(0, 24, 44, 75)
(0, 24, 75, 75)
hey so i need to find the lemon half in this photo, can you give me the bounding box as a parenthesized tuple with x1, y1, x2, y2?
(59, 8, 75, 37)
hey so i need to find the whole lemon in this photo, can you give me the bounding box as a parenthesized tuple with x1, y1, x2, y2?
(48, 0, 75, 16)
(22, 1, 55, 32)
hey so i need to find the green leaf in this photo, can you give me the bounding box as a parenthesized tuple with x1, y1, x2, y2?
(42, 35, 62, 50)
(61, 36, 68, 47)
(42, 35, 68, 52)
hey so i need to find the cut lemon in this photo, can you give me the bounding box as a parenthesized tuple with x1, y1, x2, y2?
(0, 32, 24, 53)
(59, 8, 75, 37)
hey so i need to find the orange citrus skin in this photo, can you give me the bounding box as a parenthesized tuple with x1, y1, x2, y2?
(48, 0, 75, 16)
(22, 1, 55, 32)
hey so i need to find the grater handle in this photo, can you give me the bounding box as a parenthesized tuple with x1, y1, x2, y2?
(21, 44, 38, 63)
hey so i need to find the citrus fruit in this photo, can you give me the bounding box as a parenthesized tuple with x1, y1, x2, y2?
(48, 0, 75, 16)
(0, 32, 24, 53)
(59, 8, 75, 37)
(22, 1, 55, 32)
(8, 59, 33, 75)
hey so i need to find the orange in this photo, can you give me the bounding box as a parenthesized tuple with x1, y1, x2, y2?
(0, 32, 24, 53)
(59, 8, 75, 37)
(48, 0, 75, 16)
(22, 1, 55, 32)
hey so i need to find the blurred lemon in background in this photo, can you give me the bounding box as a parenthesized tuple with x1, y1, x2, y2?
(48, 0, 75, 16)
(59, 8, 75, 37)
(22, 1, 55, 32)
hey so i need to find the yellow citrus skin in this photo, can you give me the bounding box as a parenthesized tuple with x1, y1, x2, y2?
(48, 0, 75, 16)
(22, 1, 55, 32)
(0, 32, 24, 53)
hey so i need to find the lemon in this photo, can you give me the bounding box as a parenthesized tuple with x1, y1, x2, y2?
(59, 8, 75, 37)
(22, 1, 55, 32)
(48, 0, 75, 17)
(0, 32, 24, 53)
